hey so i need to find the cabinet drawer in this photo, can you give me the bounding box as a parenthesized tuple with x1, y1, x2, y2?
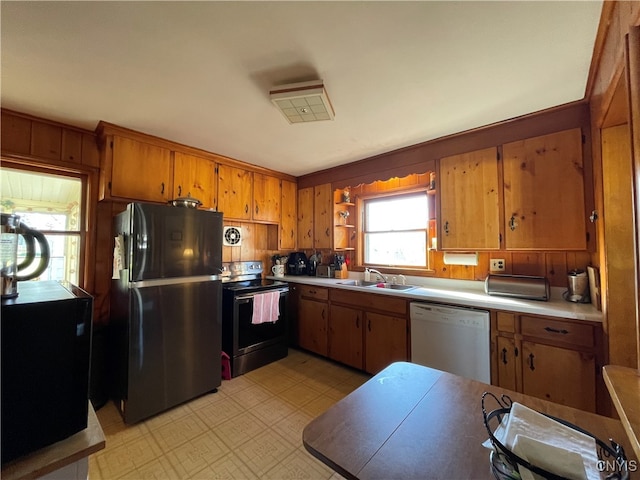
(520, 316, 594, 348)
(330, 289, 406, 316)
(496, 312, 516, 333)
(298, 285, 329, 301)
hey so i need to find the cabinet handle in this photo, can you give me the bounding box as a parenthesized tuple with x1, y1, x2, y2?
(161, 182, 165, 194)
(368, 319, 371, 332)
(321, 308, 325, 320)
(307, 229, 312, 239)
(255, 204, 259, 215)
(444, 221, 449, 235)
(326, 228, 330, 237)
(544, 326, 569, 335)
(356, 315, 360, 329)
(515, 347, 519, 357)
(178, 185, 182, 196)
(509, 215, 517, 231)
(528, 353, 535, 371)
(245, 204, 249, 214)
(309, 289, 316, 294)
(501, 348, 508, 365)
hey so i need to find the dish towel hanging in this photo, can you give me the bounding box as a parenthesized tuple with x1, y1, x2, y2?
(252, 291, 280, 324)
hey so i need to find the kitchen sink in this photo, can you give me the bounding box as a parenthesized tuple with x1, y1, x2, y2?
(337, 280, 419, 291)
(337, 280, 379, 287)
(368, 283, 418, 291)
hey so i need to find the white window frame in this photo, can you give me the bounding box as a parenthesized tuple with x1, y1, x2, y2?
(360, 190, 430, 269)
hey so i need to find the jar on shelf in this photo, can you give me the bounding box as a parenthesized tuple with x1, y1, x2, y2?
(342, 190, 351, 203)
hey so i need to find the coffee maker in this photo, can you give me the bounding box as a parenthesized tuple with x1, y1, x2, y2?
(564, 269, 590, 303)
(287, 252, 308, 275)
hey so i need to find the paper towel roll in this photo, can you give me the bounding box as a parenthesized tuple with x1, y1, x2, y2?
(443, 252, 479, 266)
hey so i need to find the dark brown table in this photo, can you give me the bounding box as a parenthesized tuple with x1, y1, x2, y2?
(303, 362, 636, 479)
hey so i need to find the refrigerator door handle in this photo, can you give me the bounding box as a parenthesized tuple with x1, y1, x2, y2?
(131, 275, 222, 288)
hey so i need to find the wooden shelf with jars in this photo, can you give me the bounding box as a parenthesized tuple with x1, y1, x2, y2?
(334, 189, 356, 251)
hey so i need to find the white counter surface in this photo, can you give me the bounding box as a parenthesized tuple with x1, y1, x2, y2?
(269, 274, 603, 322)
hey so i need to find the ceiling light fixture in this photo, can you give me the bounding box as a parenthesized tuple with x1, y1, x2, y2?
(270, 80, 335, 124)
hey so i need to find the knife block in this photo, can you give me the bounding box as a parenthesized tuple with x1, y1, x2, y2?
(334, 268, 349, 279)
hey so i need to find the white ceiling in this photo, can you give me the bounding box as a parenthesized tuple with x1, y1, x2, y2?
(0, 1, 602, 177)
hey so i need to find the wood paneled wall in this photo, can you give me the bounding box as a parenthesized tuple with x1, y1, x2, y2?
(586, 3, 640, 369)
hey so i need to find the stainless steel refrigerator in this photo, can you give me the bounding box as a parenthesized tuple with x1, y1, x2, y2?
(110, 202, 223, 423)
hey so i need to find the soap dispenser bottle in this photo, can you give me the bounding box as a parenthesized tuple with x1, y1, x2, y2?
(364, 268, 371, 282)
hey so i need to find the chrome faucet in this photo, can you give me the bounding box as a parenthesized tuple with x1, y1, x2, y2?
(368, 269, 387, 283)
(398, 274, 406, 285)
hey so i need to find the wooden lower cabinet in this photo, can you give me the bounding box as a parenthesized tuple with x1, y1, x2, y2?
(294, 285, 409, 375)
(493, 311, 600, 413)
(521, 341, 596, 412)
(364, 311, 407, 375)
(496, 335, 518, 392)
(328, 305, 363, 369)
(297, 287, 329, 356)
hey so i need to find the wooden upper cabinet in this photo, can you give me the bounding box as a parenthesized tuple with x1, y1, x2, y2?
(503, 128, 586, 250)
(1, 112, 31, 155)
(217, 164, 252, 220)
(253, 173, 281, 223)
(61, 129, 82, 164)
(31, 122, 62, 161)
(314, 183, 333, 249)
(280, 179, 297, 250)
(110, 136, 172, 202)
(298, 186, 314, 249)
(439, 147, 500, 250)
(173, 152, 216, 210)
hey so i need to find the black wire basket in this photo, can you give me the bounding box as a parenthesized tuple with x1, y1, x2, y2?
(481, 392, 630, 480)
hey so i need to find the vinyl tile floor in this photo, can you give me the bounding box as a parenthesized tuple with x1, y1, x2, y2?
(89, 349, 371, 479)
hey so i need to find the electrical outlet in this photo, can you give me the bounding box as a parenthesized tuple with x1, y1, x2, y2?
(490, 259, 505, 272)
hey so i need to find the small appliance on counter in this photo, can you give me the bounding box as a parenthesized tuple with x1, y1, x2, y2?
(485, 274, 550, 301)
(564, 269, 590, 303)
(307, 252, 320, 276)
(287, 252, 308, 275)
(316, 265, 335, 278)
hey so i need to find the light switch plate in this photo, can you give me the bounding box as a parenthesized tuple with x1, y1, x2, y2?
(490, 259, 505, 272)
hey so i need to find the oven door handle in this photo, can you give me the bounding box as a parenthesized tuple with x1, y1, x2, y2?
(234, 289, 289, 301)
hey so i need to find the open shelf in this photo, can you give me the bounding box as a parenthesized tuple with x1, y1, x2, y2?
(335, 224, 355, 228)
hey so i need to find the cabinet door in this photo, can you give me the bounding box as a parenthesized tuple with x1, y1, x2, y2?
(503, 129, 586, 249)
(328, 304, 363, 369)
(364, 312, 407, 374)
(253, 173, 281, 222)
(1, 112, 31, 155)
(496, 336, 518, 392)
(61, 129, 82, 164)
(314, 183, 333, 249)
(439, 147, 500, 249)
(111, 136, 172, 202)
(217, 164, 252, 220)
(521, 341, 595, 412)
(298, 298, 328, 356)
(280, 179, 297, 249)
(298, 187, 314, 249)
(31, 122, 62, 161)
(173, 152, 216, 210)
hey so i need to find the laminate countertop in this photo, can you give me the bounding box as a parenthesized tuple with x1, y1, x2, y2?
(270, 274, 603, 322)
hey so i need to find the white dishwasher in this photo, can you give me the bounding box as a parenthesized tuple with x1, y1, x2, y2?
(410, 302, 490, 383)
